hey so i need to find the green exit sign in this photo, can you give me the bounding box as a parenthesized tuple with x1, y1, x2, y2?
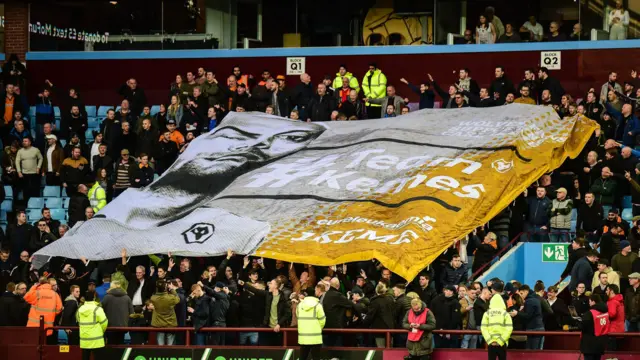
(542, 243, 569, 262)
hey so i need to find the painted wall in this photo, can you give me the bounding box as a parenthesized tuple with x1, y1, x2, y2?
(24, 40, 640, 107)
(478, 243, 568, 287)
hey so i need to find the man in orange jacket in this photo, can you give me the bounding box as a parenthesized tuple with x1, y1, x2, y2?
(24, 276, 63, 343)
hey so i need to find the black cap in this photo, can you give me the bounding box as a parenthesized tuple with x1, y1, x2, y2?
(351, 286, 364, 296)
(167, 119, 176, 125)
(444, 285, 456, 292)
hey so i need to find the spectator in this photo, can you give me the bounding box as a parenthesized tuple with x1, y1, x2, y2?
(29, 219, 57, 253)
(489, 66, 515, 105)
(321, 277, 353, 346)
(609, 0, 629, 40)
(607, 103, 639, 147)
(188, 283, 211, 345)
(289, 263, 316, 298)
(499, 23, 521, 43)
(63, 132, 89, 159)
(440, 254, 468, 289)
(332, 64, 360, 94)
(93, 143, 113, 178)
(8, 120, 29, 147)
(601, 72, 623, 105)
(579, 295, 610, 360)
(128, 305, 148, 345)
(459, 285, 478, 349)
(520, 16, 544, 41)
(476, 14, 496, 44)
(590, 167, 617, 213)
(537, 67, 565, 105)
(130, 153, 154, 188)
(68, 184, 90, 228)
(101, 280, 133, 345)
(113, 149, 135, 198)
(236, 279, 266, 345)
(64, 105, 88, 143)
(484, 6, 504, 39)
(367, 85, 407, 116)
(263, 277, 291, 346)
(167, 95, 184, 127)
(292, 73, 314, 120)
(201, 71, 222, 107)
(572, 283, 590, 316)
(511, 285, 544, 350)
(545, 22, 567, 42)
(583, 92, 604, 121)
(123, 251, 154, 307)
(569, 250, 599, 291)
(118, 78, 147, 119)
(362, 63, 387, 119)
(569, 23, 586, 41)
(471, 231, 497, 273)
(525, 186, 551, 242)
(0, 282, 28, 326)
(458, 86, 495, 108)
(514, 85, 536, 105)
(61, 147, 90, 196)
(42, 134, 64, 186)
(6, 212, 33, 264)
(201, 281, 230, 345)
(16, 137, 43, 203)
(402, 298, 436, 359)
(481, 289, 512, 359)
(362, 282, 395, 347)
(306, 84, 338, 122)
(613, 241, 639, 293)
(413, 273, 437, 308)
(150, 279, 180, 345)
(625, 272, 640, 331)
(549, 187, 573, 243)
(392, 283, 412, 347)
(24, 276, 62, 342)
(157, 130, 179, 175)
(606, 284, 625, 341)
(593, 259, 620, 290)
(296, 285, 326, 360)
(544, 286, 569, 331)
(592, 272, 609, 296)
(77, 290, 108, 360)
(455, 29, 474, 44)
(430, 285, 461, 348)
(339, 90, 364, 119)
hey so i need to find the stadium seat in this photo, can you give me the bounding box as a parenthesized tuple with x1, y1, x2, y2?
(61, 188, 68, 197)
(43, 186, 61, 198)
(0, 200, 12, 212)
(623, 196, 632, 210)
(0, 211, 6, 221)
(0, 223, 6, 233)
(26, 209, 41, 222)
(60, 139, 67, 147)
(45, 197, 63, 209)
(54, 106, 61, 118)
(63, 197, 70, 209)
(27, 197, 45, 209)
(4, 186, 12, 199)
(29, 106, 36, 118)
(59, 219, 67, 225)
(622, 208, 633, 222)
(87, 118, 100, 129)
(85, 129, 95, 142)
(97, 106, 111, 117)
(50, 209, 66, 221)
(151, 105, 161, 115)
(85, 106, 97, 118)
(55, 119, 61, 130)
(116, 105, 121, 113)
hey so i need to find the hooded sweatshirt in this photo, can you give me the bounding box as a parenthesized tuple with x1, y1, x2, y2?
(101, 287, 134, 327)
(481, 294, 513, 346)
(607, 293, 625, 333)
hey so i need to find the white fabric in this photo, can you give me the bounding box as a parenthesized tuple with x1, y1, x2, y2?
(46, 145, 55, 172)
(132, 279, 144, 306)
(90, 143, 100, 170)
(522, 22, 544, 41)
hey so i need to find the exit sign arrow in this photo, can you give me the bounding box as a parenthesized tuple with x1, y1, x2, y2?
(544, 247, 553, 258)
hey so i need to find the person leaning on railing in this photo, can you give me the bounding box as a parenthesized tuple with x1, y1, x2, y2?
(402, 298, 436, 360)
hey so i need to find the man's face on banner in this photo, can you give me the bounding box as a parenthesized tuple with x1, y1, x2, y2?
(151, 114, 325, 192)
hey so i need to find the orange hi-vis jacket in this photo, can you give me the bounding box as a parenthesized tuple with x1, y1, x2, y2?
(24, 284, 63, 335)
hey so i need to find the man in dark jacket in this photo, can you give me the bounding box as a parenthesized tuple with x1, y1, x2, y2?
(237, 280, 267, 345)
(362, 283, 395, 348)
(413, 274, 437, 308)
(569, 250, 599, 292)
(439, 255, 468, 290)
(262, 278, 291, 346)
(188, 283, 211, 345)
(68, 184, 91, 228)
(340, 89, 365, 119)
(511, 285, 544, 349)
(30, 219, 58, 253)
(293, 73, 314, 120)
(525, 186, 552, 242)
(576, 193, 604, 243)
(201, 281, 230, 345)
(122, 250, 154, 307)
(60, 285, 81, 345)
(135, 119, 158, 158)
(101, 280, 134, 345)
(322, 277, 353, 346)
(579, 295, 610, 360)
(306, 84, 338, 122)
(392, 284, 412, 347)
(472, 232, 498, 273)
(489, 66, 515, 105)
(537, 67, 565, 105)
(430, 285, 461, 348)
(625, 272, 640, 331)
(0, 281, 28, 326)
(118, 79, 147, 118)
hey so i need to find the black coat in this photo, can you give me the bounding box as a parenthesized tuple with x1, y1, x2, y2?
(322, 287, 353, 328)
(293, 82, 314, 109)
(60, 296, 80, 327)
(394, 294, 412, 328)
(239, 282, 267, 327)
(489, 76, 515, 105)
(307, 94, 338, 122)
(125, 272, 155, 305)
(68, 193, 90, 228)
(263, 290, 291, 327)
(340, 100, 365, 119)
(93, 154, 114, 177)
(538, 76, 565, 105)
(362, 294, 395, 329)
(0, 291, 29, 326)
(136, 130, 158, 158)
(118, 84, 147, 117)
(579, 302, 609, 355)
(561, 247, 588, 279)
(192, 295, 211, 331)
(130, 165, 154, 188)
(430, 294, 461, 329)
(414, 285, 437, 308)
(202, 286, 229, 325)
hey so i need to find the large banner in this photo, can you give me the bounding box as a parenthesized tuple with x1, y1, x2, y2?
(34, 105, 597, 280)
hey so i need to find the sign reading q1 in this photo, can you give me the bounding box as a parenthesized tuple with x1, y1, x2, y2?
(286, 57, 306, 75)
(540, 51, 561, 70)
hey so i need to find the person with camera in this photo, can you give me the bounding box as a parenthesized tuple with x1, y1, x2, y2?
(187, 283, 211, 345)
(150, 279, 180, 345)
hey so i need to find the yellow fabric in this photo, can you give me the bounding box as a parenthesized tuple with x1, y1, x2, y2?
(89, 182, 107, 213)
(333, 72, 361, 94)
(296, 296, 326, 345)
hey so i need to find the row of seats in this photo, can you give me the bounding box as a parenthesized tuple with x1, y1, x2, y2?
(5, 185, 69, 199)
(26, 197, 69, 210)
(28, 105, 162, 120)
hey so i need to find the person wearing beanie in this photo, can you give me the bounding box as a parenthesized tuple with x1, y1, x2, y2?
(612, 240, 639, 294)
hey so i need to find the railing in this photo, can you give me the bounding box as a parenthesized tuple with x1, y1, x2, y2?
(469, 232, 522, 281)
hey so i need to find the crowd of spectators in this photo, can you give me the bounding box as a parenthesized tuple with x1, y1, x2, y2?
(0, 52, 640, 351)
(455, 2, 630, 45)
